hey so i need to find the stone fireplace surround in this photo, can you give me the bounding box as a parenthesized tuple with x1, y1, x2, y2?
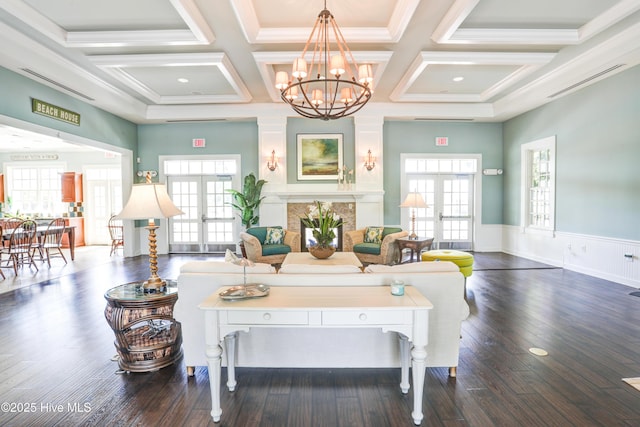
(288, 203, 352, 251)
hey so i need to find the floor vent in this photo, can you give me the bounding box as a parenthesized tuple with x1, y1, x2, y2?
(21, 68, 95, 101)
(548, 64, 626, 99)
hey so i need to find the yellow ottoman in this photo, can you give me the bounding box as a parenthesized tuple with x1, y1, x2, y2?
(421, 250, 474, 278)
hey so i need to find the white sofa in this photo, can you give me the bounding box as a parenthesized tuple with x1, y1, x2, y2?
(175, 260, 469, 377)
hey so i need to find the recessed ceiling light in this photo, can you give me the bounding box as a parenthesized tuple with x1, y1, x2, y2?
(453, 76, 464, 82)
(177, 78, 189, 83)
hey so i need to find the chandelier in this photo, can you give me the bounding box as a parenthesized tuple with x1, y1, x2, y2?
(274, 1, 373, 121)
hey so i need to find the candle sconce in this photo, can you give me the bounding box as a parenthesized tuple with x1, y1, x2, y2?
(267, 150, 278, 171)
(364, 149, 376, 171)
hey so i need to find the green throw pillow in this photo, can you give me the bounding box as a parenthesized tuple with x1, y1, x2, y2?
(264, 227, 285, 245)
(364, 226, 384, 244)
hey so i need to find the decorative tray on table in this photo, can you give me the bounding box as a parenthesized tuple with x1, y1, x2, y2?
(219, 284, 270, 301)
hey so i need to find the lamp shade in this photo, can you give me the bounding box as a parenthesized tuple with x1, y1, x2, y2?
(400, 192, 428, 208)
(115, 183, 183, 220)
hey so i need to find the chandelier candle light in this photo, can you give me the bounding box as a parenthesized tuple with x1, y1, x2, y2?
(115, 173, 184, 293)
(274, 0, 374, 120)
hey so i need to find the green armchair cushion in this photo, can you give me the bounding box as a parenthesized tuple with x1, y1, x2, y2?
(353, 242, 382, 255)
(261, 244, 292, 256)
(246, 226, 282, 244)
(382, 227, 402, 238)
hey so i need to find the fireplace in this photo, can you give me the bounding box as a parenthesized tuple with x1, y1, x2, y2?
(300, 220, 343, 252)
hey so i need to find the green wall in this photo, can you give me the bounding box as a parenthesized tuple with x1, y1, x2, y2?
(286, 117, 355, 183)
(137, 120, 259, 177)
(0, 66, 137, 153)
(503, 65, 640, 240)
(383, 121, 503, 225)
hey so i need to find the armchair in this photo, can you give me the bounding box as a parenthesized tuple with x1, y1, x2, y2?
(344, 226, 408, 265)
(240, 226, 301, 265)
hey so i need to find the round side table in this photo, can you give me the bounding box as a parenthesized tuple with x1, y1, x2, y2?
(104, 281, 183, 373)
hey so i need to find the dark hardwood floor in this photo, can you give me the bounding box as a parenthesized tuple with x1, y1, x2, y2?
(0, 250, 638, 426)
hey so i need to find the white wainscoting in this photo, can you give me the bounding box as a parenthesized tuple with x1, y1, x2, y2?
(502, 225, 640, 289)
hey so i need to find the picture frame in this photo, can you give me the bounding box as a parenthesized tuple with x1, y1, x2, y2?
(297, 134, 343, 180)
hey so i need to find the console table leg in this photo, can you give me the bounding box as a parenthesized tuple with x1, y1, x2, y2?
(398, 334, 410, 394)
(224, 332, 238, 392)
(206, 344, 223, 422)
(411, 344, 427, 425)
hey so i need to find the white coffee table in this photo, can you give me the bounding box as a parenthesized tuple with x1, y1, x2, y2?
(282, 251, 363, 268)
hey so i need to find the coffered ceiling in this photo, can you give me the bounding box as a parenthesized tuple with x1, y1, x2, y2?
(0, 0, 639, 124)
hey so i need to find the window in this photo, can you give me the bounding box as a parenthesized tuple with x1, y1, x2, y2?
(521, 136, 556, 231)
(6, 164, 65, 216)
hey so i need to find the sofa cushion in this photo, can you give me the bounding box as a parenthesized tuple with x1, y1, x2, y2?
(278, 264, 362, 274)
(261, 244, 291, 256)
(246, 226, 282, 244)
(382, 227, 402, 237)
(264, 227, 285, 245)
(364, 226, 384, 244)
(353, 242, 381, 255)
(180, 260, 276, 274)
(364, 261, 459, 273)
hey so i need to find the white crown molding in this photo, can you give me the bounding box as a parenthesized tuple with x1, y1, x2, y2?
(230, 0, 418, 44)
(145, 101, 495, 122)
(1, 0, 214, 48)
(432, 0, 640, 45)
(447, 29, 578, 45)
(492, 21, 640, 120)
(253, 51, 393, 102)
(390, 51, 556, 102)
(90, 53, 252, 104)
(0, 20, 148, 121)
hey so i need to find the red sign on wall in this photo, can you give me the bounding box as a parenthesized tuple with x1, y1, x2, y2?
(435, 137, 448, 146)
(193, 138, 206, 148)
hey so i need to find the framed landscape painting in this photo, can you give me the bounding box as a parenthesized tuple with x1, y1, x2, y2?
(297, 134, 343, 180)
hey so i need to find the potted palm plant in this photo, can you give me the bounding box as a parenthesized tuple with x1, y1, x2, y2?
(227, 173, 267, 228)
(227, 173, 267, 256)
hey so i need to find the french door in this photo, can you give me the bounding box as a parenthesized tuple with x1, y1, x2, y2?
(166, 175, 236, 253)
(406, 173, 474, 250)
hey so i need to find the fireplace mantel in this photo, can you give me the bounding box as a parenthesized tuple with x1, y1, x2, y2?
(265, 188, 384, 202)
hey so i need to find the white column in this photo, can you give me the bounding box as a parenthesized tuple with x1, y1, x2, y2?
(354, 115, 384, 190)
(354, 115, 384, 227)
(257, 116, 288, 226)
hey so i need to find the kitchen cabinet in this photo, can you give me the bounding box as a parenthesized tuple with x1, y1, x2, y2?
(61, 217, 85, 248)
(61, 172, 83, 202)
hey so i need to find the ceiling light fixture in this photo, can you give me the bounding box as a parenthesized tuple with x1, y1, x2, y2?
(178, 78, 189, 83)
(453, 76, 464, 82)
(274, 0, 373, 121)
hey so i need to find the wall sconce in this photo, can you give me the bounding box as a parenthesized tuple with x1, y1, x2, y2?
(364, 149, 376, 171)
(267, 150, 278, 171)
(482, 168, 503, 176)
(137, 170, 158, 181)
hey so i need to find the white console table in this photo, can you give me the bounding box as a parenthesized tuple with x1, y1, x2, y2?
(199, 285, 433, 425)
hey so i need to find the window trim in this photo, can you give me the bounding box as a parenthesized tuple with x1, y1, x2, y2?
(520, 135, 556, 235)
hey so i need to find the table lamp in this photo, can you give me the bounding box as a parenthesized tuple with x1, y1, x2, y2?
(115, 173, 183, 293)
(400, 192, 428, 240)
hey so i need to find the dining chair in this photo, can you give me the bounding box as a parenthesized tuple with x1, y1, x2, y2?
(34, 217, 68, 267)
(108, 215, 124, 256)
(0, 219, 39, 275)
